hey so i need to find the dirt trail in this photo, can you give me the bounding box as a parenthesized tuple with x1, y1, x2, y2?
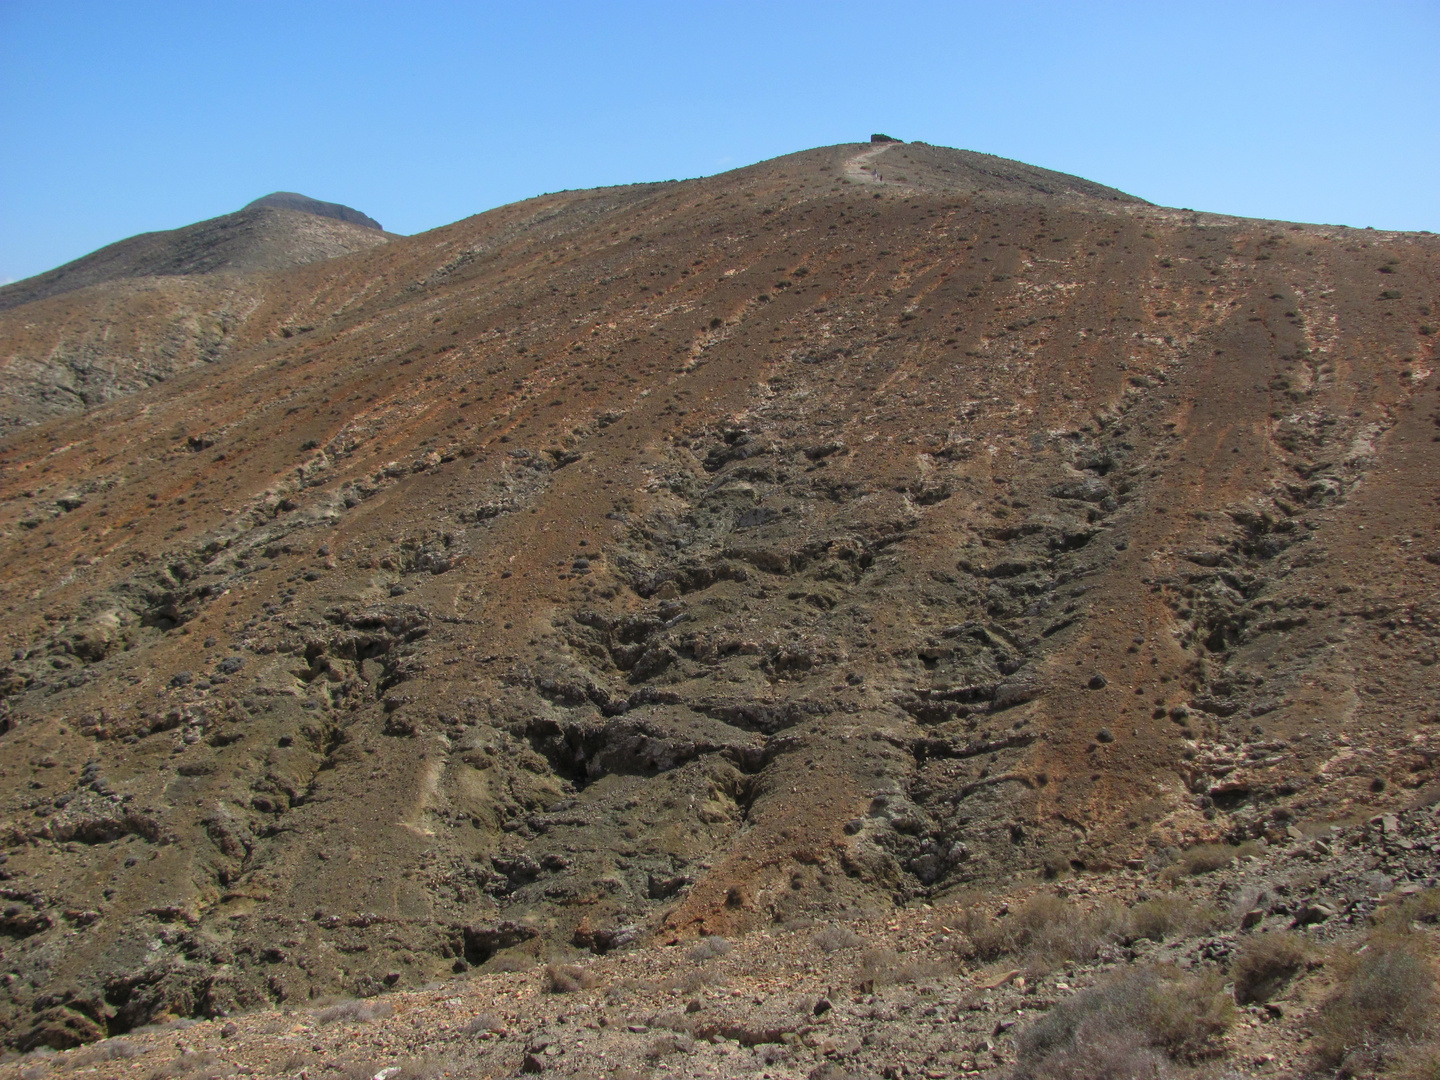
(842, 141, 898, 184)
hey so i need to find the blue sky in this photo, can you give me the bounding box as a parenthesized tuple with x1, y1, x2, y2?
(2, 1, 1436, 283)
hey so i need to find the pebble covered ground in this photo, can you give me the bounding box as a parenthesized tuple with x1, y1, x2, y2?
(4, 803, 1436, 1079)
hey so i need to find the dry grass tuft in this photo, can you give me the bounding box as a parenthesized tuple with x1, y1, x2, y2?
(659, 965, 727, 994)
(966, 894, 1128, 971)
(486, 951, 534, 973)
(1012, 964, 1233, 1079)
(1312, 936, 1436, 1072)
(1231, 931, 1307, 1004)
(855, 947, 950, 987)
(1127, 895, 1220, 942)
(1375, 887, 1440, 934)
(688, 936, 731, 961)
(545, 962, 600, 993)
(458, 1012, 501, 1035)
(313, 999, 396, 1025)
(812, 923, 865, 953)
(1013, 1029, 1177, 1080)
(1160, 841, 1261, 881)
(1393, 1043, 1440, 1080)
(72, 1040, 144, 1064)
(145, 1051, 225, 1080)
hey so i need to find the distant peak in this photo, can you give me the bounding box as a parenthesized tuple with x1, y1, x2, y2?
(244, 192, 383, 231)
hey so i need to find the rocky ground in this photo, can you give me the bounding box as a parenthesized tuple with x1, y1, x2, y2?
(2, 803, 1436, 1078)
(0, 140, 1436, 1065)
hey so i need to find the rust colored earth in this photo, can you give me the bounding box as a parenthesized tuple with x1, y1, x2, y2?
(0, 142, 1435, 1050)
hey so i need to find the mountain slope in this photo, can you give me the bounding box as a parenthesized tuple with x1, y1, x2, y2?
(0, 196, 395, 433)
(0, 198, 392, 313)
(0, 142, 1435, 1051)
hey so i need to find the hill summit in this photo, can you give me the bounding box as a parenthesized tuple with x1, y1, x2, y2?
(243, 192, 383, 231)
(0, 193, 391, 315)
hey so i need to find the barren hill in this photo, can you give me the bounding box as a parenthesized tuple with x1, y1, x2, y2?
(243, 193, 384, 232)
(0, 196, 394, 434)
(0, 195, 391, 313)
(0, 141, 1436, 1056)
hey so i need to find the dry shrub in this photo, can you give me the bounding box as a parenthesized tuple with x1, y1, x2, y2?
(812, 923, 865, 953)
(74, 1040, 144, 1064)
(1230, 931, 1307, 1004)
(313, 999, 395, 1025)
(1312, 937, 1436, 1071)
(1014, 1029, 1176, 1080)
(458, 1012, 501, 1035)
(274, 1051, 315, 1073)
(546, 963, 600, 993)
(487, 951, 533, 973)
(856, 947, 948, 987)
(968, 894, 1128, 970)
(324, 1062, 388, 1080)
(659, 965, 726, 994)
(1013, 964, 1233, 1078)
(392, 1055, 474, 1080)
(1393, 1042, 1440, 1080)
(645, 1034, 694, 1059)
(1127, 895, 1220, 942)
(688, 936, 731, 961)
(1162, 841, 1261, 881)
(146, 1051, 224, 1080)
(1375, 887, 1440, 934)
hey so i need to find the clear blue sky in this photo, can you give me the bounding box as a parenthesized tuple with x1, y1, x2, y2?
(2, 1, 1436, 283)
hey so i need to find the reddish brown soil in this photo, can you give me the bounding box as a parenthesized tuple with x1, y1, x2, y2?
(0, 142, 1435, 1053)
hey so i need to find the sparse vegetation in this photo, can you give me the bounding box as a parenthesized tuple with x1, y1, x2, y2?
(313, 999, 396, 1025)
(1012, 965, 1233, 1079)
(812, 923, 865, 953)
(965, 894, 1129, 970)
(143, 1050, 224, 1080)
(688, 935, 731, 961)
(458, 1013, 501, 1035)
(486, 952, 533, 973)
(1160, 841, 1261, 880)
(1231, 931, 1307, 1004)
(545, 963, 600, 993)
(856, 947, 949, 987)
(1312, 934, 1436, 1073)
(1127, 895, 1221, 942)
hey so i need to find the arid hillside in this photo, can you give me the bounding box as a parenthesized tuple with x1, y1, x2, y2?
(0, 140, 1436, 1056)
(0, 197, 393, 434)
